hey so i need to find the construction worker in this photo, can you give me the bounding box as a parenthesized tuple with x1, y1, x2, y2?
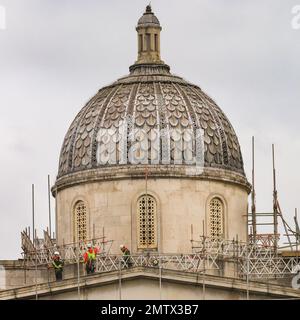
(51, 251, 64, 281)
(83, 243, 99, 274)
(120, 244, 132, 268)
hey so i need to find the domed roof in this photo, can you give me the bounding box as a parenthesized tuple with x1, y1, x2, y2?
(58, 64, 244, 178)
(137, 5, 160, 27)
(57, 7, 245, 181)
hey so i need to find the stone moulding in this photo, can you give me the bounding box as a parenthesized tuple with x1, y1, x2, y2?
(0, 267, 299, 300)
(53, 165, 251, 195)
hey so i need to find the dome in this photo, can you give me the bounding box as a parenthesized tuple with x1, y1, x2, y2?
(58, 63, 245, 178)
(54, 6, 250, 256)
(137, 5, 160, 27)
(57, 6, 245, 181)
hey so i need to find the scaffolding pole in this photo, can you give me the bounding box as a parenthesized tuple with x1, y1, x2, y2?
(296, 209, 299, 268)
(251, 136, 256, 243)
(35, 241, 38, 300)
(32, 184, 35, 245)
(47, 175, 52, 238)
(246, 251, 249, 300)
(77, 245, 80, 300)
(159, 256, 162, 300)
(272, 144, 278, 254)
(118, 258, 122, 300)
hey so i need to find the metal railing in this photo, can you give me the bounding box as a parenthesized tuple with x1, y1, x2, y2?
(21, 236, 300, 279)
(192, 236, 300, 278)
(22, 237, 113, 266)
(95, 253, 214, 273)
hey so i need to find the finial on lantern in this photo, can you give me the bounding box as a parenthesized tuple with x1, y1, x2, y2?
(134, 5, 164, 65)
(146, 4, 152, 13)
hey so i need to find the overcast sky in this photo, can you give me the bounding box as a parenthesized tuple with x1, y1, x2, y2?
(0, 0, 299, 259)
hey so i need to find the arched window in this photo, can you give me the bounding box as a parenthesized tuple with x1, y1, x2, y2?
(209, 197, 224, 241)
(74, 201, 87, 242)
(137, 195, 157, 249)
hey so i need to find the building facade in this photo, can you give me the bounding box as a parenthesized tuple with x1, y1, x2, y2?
(1, 6, 299, 300)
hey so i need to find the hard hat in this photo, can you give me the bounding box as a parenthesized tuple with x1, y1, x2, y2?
(87, 243, 92, 248)
(54, 251, 60, 255)
(120, 244, 125, 249)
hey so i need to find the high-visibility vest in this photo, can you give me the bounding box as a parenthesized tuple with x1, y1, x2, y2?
(87, 250, 96, 261)
(52, 260, 63, 269)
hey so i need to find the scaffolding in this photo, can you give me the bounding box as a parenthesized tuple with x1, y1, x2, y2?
(21, 229, 113, 267)
(18, 140, 300, 289)
(20, 231, 300, 281)
(191, 236, 300, 279)
(248, 139, 300, 252)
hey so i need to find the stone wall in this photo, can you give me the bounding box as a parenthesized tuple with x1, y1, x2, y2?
(56, 176, 248, 254)
(0, 260, 85, 290)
